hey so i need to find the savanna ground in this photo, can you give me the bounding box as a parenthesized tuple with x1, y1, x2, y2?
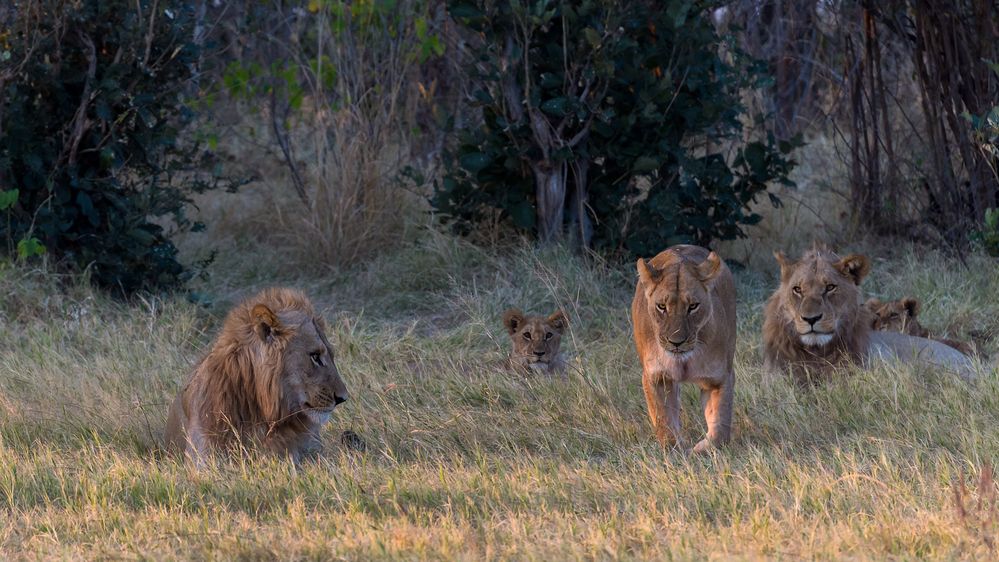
(3, 147, 999, 560)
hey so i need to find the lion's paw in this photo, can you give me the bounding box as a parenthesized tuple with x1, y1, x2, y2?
(691, 438, 716, 454)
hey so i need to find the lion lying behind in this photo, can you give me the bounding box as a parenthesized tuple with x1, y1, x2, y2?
(165, 288, 349, 463)
(763, 246, 975, 380)
(864, 297, 976, 357)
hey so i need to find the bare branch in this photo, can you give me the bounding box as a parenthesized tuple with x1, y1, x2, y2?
(66, 32, 98, 168)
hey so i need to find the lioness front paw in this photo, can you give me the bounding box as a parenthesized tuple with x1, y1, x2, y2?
(691, 438, 716, 454)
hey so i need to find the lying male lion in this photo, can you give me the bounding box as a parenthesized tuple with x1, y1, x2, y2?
(165, 288, 349, 463)
(763, 246, 975, 380)
(864, 297, 976, 357)
(502, 308, 568, 374)
(632, 245, 736, 452)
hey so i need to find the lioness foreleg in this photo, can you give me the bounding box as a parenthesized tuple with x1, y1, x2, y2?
(642, 373, 681, 448)
(693, 376, 733, 453)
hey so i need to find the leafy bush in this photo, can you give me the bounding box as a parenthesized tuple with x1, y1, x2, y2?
(211, 0, 446, 268)
(0, 0, 241, 293)
(975, 208, 999, 257)
(433, 0, 799, 255)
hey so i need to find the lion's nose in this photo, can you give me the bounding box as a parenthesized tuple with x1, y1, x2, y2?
(667, 336, 687, 347)
(801, 313, 823, 326)
(533, 350, 546, 357)
(334, 393, 348, 406)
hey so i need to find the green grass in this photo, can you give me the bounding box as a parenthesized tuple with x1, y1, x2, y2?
(2, 233, 998, 560)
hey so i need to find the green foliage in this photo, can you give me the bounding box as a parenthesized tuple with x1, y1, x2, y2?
(434, 0, 799, 254)
(0, 0, 243, 293)
(0, 189, 45, 261)
(16, 238, 46, 260)
(220, 0, 444, 112)
(0, 189, 18, 211)
(975, 208, 999, 257)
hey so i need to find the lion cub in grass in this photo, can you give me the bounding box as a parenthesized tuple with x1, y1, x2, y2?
(502, 308, 568, 374)
(631, 245, 736, 453)
(864, 297, 976, 357)
(165, 288, 350, 464)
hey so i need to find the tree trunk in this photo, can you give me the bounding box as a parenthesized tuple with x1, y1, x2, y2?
(533, 161, 567, 243)
(567, 159, 593, 249)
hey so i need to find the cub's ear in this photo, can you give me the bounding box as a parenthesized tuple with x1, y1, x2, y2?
(900, 297, 921, 318)
(696, 251, 723, 283)
(252, 304, 282, 342)
(834, 254, 871, 285)
(547, 310, 568, 333)
(502, 308, 525, 335)
(864, 298, 882, 310)
(774, 251, 795, 283)
(637, 258, 661, 286)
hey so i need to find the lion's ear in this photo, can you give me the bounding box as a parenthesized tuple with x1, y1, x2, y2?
(774, 251, 794, 283)
(696, 251, 723, 284)
(864, 298, 882, 310)
(547, 310, 568, 334)
(901, 297, 920, 318)
(502, 308, 525, 335)
(637, 258, 661, 286)
(252, 304, 282, 342)
(834, 254, 871, 285)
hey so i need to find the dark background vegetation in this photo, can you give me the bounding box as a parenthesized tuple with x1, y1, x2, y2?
(1, 0, 997, 293)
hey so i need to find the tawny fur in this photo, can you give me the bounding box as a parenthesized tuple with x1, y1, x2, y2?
(631, 245, 736, 453)
(502, 308, 568, 374)
(865, 297, 976, 357)
(164, 288, 348, 464)
(762, 245, 871, 379)
(764, 245, 976, 380)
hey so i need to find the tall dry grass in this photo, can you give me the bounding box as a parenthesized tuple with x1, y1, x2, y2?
(2, 230, 998, 559)
(196, 0, 442, 273)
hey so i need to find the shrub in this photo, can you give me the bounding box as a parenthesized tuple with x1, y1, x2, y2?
(0, 0, 242, 293)
(433, 0, 799, 255)
(213, 0, 446, 267)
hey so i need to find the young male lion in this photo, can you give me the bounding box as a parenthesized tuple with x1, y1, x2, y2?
(502, 308, 568, 374)
(763, 245, 975, 380)
(631, 245, 736, 453)
(865, 297, 976, 357)
(164, 288, 349, 464)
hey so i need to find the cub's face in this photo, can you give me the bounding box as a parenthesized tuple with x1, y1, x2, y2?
(866, 297, 923, 336)
(502, 308, 567, 371)
(253, 305, 349, 423)
(637, 252, 722, 361)
(774, 249, 870, 347)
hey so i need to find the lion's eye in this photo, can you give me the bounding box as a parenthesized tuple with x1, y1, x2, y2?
(825, 284, 837, 293)
(544, 332, 553, 340)
(523, 332, 532, 340)
(309, 352, 322, 366)
(688, 303, 700, 313)
(889, 313, 899, 319)
(792, 286, 802, 295)
(656, 303, 667, 313)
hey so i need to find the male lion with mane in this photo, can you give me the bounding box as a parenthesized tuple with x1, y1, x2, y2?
(632, 245, 736, 453)
(165, 288, 349, 463)
(763, 245, 975, 380)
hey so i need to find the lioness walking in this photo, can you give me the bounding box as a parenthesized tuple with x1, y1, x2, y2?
(632, 245, 736, 453)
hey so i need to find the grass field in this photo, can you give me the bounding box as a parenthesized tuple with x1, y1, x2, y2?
(2, 226, 999, 560)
